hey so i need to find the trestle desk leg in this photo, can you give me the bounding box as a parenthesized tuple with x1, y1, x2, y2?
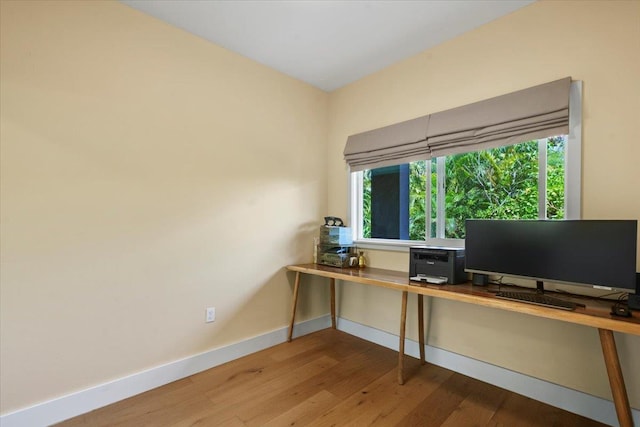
(398, 290, 408, 385)
(330, 278, 336, 329)
(287, 272, 301, 342)
(418, 294, 425, 365)
(598, 328, 633, 427)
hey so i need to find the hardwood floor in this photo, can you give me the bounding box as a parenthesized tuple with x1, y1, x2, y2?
(57, 329, 607, 426)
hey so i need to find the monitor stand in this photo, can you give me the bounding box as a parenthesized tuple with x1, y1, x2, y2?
(536, 280, 545, 294)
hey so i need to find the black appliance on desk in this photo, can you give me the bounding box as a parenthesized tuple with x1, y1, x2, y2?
(409, 246, 466, 284)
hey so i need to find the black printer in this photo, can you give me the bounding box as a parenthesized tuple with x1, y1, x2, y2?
(409, 246, 466, 284)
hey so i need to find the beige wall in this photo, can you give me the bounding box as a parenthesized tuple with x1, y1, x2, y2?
(2, 0, 639, 418)
(0, 1, 328, 413)
(328, 0, 640, 408)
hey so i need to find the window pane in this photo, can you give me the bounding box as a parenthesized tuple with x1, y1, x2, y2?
(429, 160, 436, 238)
(361, 161, 426, 241)
(546, 136, 566, 219)
(441, 141, 540, 239)
(357, 136, 567, 243)
(409, 161, 427, 240)
(362, 169, 371, 238)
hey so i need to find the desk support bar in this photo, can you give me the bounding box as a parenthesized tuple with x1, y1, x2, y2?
(287, 272, 301, 342)
(599, 328, 633, 427)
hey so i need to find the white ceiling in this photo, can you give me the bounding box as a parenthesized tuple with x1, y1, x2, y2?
(121, 0, 535, 92)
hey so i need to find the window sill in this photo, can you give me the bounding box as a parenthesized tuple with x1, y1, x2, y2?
(354, 238, 465, 252)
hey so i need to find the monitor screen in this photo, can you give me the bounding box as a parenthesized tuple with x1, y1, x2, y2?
(464, 220, 638, 292)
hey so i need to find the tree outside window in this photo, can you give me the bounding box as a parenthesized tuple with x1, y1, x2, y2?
(360, 136, 566, 241)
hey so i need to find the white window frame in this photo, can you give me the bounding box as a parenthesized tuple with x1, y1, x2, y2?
(348, 81, 582, 252)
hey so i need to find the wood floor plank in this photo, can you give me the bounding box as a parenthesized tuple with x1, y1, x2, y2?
(366, 361, 457, 426)
(191, 345, 336, 403)
(56, 329, 609, 427)
(107, 394, 213, 427)
(306, 342, 399, 399)
(486, 391, 608, 427)
(160, 355, 338, 427)
(196, 415, 246, 427)
(56, 378, 208, 427)
(236, 352, 386, 426)
(190, 333, 328, 387)
(268, 327, 372, 362)
(395, 368, 485, 426)
(439, 378, 509, 427)
(234, 340, 401, 426)
(205, 355, 338, 411)
(260, 390, 340, 427)
(169, 411, 246, 427)
(310, 360, 454, 427)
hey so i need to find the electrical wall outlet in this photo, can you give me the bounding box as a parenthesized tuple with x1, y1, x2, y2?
(205, 307, 216, 323)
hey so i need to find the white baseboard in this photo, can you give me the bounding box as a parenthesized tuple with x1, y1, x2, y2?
(337, 317, 640, 427)
(3, 314, 637, 427)
(0, 315, 331, 427)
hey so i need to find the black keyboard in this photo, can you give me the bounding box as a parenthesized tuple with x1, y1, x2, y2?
(495, 291, 577, 311)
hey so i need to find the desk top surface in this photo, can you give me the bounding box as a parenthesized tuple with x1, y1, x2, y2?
(287, 263, 640, 335)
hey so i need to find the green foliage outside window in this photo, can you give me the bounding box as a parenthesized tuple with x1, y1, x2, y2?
(546, 137, 566, 219)
(361, 137, 565, 240)
(362, 169, 372, 238)
(409, 161, 427, 241)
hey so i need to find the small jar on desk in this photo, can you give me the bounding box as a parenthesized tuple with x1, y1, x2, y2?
(358, 251, 366, 268)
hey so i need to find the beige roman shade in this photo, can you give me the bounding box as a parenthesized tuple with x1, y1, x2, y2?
(343, 77, 571, 171)
(343, 115, 429, 172)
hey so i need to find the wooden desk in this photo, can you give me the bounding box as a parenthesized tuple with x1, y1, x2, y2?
(286, 263, 640, 427)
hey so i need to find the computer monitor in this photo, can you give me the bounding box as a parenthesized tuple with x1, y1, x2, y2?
(464, 219, 638, 293)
